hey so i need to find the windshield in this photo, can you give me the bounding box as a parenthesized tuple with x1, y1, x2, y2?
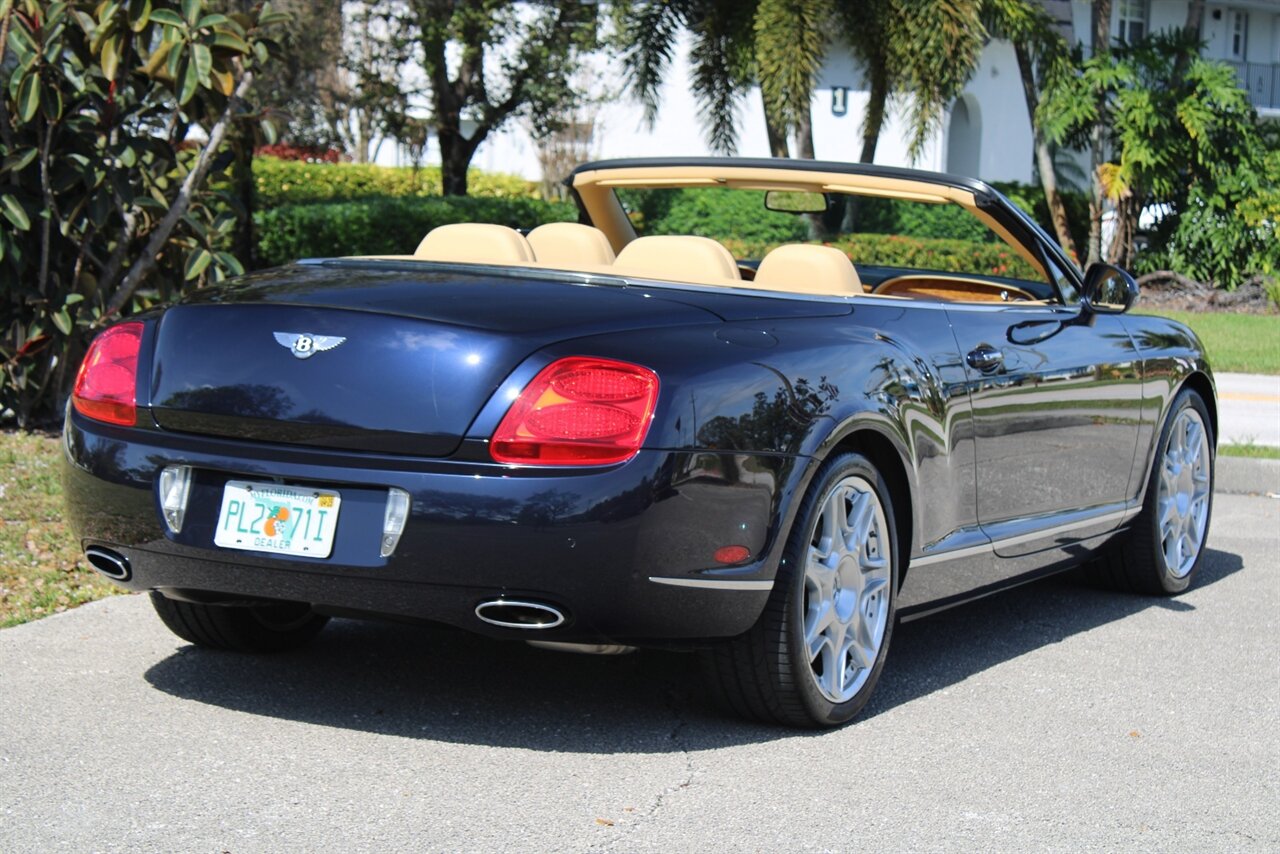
(616, 186, 1055, 298)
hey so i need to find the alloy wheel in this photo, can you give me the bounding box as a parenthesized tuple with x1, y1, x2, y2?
(802, 475, 892, 703)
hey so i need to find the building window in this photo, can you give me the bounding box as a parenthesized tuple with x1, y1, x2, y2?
(1117, 0, 1147, 43)
(1229, 11, 1249, 61)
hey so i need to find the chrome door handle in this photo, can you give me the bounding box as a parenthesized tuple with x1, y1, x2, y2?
(966, 345, 1004, 372)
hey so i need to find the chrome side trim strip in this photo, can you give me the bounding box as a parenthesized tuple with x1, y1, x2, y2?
(648, 577, 775, 591)
(910, 506, 1139, 569)
(985, 508, 1133, 551)
(909, 542, 993, 567)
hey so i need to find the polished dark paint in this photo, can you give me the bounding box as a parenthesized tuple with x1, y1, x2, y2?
(64, 191, 1214, 646)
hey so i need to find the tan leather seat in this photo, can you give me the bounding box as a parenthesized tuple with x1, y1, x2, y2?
(414, 223, 535, 264)
(752, 244, 863, 295)
(527, 223, 617, 266)
(613, 236, 741, 286)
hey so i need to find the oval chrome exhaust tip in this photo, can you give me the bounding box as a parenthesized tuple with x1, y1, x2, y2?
(475, 599, 566, 630)
(85, 546, 131, 581)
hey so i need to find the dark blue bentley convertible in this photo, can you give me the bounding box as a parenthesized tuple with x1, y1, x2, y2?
(63, 158, 1215, 727)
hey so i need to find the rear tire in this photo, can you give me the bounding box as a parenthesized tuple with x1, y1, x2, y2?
(150, 592, 329, 653)
(701, 452, 899, 728)
(1091, 387, 1214, 595)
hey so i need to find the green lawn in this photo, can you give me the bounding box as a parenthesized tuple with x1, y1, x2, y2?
(1138, 310, 1280, 375)
(1219, 442, 1280, 460)
(0, 431, 122, 627)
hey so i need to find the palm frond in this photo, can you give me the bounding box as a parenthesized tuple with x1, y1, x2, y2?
(610, 1, 690, 129)
(754, 0, 832, 136)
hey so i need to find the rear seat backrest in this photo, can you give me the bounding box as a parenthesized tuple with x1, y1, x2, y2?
(414, 223, 536, 264)
(613, 236, 741, 286)
(527, 223, 617, 266)
(752, 244, 863, 295)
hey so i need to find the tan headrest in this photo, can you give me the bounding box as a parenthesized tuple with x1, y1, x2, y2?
(752, 244, 862, 295)
(527, 222, 617, 266)
(414, 223, 535, 264)
(613, 236, 741, 285)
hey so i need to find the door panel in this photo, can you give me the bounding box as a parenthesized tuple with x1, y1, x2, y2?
(948, 305, 1143, 557)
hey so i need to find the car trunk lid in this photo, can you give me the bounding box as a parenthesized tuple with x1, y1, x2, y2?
(148, 265, 723, 456)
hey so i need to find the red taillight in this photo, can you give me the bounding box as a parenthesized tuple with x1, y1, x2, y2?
(491, 357, 660, 466)
(72, 322, 144, 426)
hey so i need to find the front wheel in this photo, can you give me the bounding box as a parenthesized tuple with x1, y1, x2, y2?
(702, 452, 898, 728)
(150, 592, 329, 653)
(1092, 387, 1214, 595)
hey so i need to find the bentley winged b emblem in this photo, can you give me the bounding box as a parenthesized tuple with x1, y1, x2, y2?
(273, 332, 347, 360)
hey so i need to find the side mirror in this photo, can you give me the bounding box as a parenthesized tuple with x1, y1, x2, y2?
(1081, 263, 1139, 314)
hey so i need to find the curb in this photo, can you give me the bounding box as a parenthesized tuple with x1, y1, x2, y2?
(1216, 456, 1280, 496)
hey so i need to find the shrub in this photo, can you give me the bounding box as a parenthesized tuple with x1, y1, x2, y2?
(254, 157, 539, 206)
(255, 144, 343, 163)
(0, 0, 285, 426)
(719, 234, 1040, 280)
(255, 197, 576, 266)
(990, 182, 1091, 256)
(619, 188, 808, 245)
(849, 197, 995, 242)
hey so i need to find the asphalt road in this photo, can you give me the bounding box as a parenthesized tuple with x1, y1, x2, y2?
(2, 491, 1277, 853)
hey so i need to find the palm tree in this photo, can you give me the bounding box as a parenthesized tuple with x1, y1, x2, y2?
(611, 0, 835, 158)
(983, 0, 1080, 260)
(615, 0, 993, 170)
(753, 0, 832, 159)
(840, 0, 986, 164)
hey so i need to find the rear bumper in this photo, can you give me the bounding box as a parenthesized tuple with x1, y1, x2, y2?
(63, 410, 801, 643)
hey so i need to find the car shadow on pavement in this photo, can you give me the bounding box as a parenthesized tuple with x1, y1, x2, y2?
(862, 546, 1243, 721)
(144, 547, 1243, 751)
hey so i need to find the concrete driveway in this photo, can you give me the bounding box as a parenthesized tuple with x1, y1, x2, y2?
(2, 491, 1277, 853)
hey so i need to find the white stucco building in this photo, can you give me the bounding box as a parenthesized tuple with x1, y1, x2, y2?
(400, 0, 1280, 184)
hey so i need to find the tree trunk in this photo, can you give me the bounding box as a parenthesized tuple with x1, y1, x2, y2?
(228, 121, 256, 269)
(1013, 41, 1079, 261)
(1184, 1, 1205, 32)
(1106, 192, 1137, 269)
(859, 62, 888, 164)
(104, 71, 256, 318)
(795, 107, 815, 160)
(1086, 0, 1113, 267)
(765, 113, 790, 158)
(439, 127, 483, 196)
(1172, 1, 1205, 81)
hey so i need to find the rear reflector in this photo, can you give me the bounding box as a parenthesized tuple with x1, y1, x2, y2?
(491, 357, 659, 466)
(714, 546, 752, 565)
(72, 322, 144, 426)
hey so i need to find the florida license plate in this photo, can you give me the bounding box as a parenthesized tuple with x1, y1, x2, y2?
(214, 481, 341, 558)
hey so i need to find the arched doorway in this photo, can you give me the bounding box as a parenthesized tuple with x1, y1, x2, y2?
(946, 96, 981, 178)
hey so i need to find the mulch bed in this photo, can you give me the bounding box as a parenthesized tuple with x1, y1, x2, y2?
(1135, 271, 1277, 314)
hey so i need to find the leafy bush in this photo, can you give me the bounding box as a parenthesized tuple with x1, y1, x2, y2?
(850, 197, 995, 243)
(720, 234, 1040, 280)
(1, 0, 286, 426)
(254, 157, 539, 206)
(990, 182, 1090, 256)
(255, 144, 342, 163)
(619, 188, 808, 245)
(620, 187, 1018, 247)
(1136, 140, 1280, 286)
(255, 197, 576, 266)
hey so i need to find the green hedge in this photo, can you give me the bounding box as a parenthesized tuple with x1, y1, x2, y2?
(620, 188, 809, 245)
(254, 157, 540, 206)
(990, 181, 1090, 257)
(851, 197, 995, 242)
(255, 196, 577, 266)
(720, 233, 1040, 280)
